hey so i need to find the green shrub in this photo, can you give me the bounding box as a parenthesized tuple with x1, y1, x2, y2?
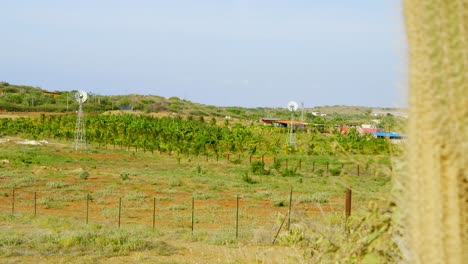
(329, 167, 341, 176)
(298, 192, 330, 203)
(120, 172, 130, 181)
(281, 168, 299, 177)
(250, 161, 269, 175)
(193, 192, 216, 200)
(278, 227, 305, 246)
(79, 171, 89, 180)
(315, 169, 324, 177)
(273, 158, 281, 170)
(274, 200, 286, 207)
(242, 172, 257, 184)
(231, 158, 242, 165)
(46, 181, 69, 189)
(169, 179, 183, 187)
(169, 204, 188, 210)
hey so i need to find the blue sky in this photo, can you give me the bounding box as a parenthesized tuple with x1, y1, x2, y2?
(0, 1, 406, 108)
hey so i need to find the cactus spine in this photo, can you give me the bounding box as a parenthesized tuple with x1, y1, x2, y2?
(403, 0, 467, 263)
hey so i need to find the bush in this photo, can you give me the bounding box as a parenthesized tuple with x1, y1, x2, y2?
(80, 171, 89, 180)
(273, 158, 281, 170)
(47, 181, 69, 189)
(250, 161, 269, 175)
(315, 169, 324, 177)
(120, 172, 130, 181)
(329, 167, 341, 176)
(281, 168, 300, 177)
(242, 172, 257, 184)
(298, 192, 330, 203)
(230, 158, 242, 165)
(274, 200, 286, 207)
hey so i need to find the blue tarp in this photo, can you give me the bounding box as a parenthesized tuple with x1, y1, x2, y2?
(373, 131, 404, 139)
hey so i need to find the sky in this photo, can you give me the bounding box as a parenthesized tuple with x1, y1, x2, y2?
(0, 1, 406, 108)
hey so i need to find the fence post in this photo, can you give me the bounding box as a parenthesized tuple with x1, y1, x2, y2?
(86, 193, 89, 224)
(345, 188, 352, 219)
(34, 192, 37, 216)
(227, 153, 230, 161)
(272, 213, 288, 244)
(205, 153, 208, 162)
(11, 188, 15, 215)
(312, 161, 315, 172)
(249, 155, 252, 164)
(152, 197, 156, 231)
(287, 188, 293, 230)
(118, 197, 122, 228)
(357, 164, 360, 176)
(191, 197, 195, 234)
(236, 195, 239, 239)
(326, 162, 329, 175)
(261, 155, 264, 163)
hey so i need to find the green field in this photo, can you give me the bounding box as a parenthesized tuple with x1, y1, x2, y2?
(0, 131, 400, 263)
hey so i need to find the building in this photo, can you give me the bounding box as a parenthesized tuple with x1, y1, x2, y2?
(260, 118, 308, 129)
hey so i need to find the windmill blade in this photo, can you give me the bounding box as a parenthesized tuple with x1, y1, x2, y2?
(287, 101, 299, 112)
(75, 90, 88, 103)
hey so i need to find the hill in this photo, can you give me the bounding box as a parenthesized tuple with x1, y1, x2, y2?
(0, 82, 403, 123)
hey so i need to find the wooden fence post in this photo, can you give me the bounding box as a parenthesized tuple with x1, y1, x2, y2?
(34, 192, 37, 216)
(11, 188, 15, 215)
(287, 188, 293, 230)
(272, 213, 288, 244)
(118, 197, 122, 228)
(86, 193, 90, 224)
(153, 197, 156, 231)
(191, 197, 195, 234)
(345, 188, 352, 219)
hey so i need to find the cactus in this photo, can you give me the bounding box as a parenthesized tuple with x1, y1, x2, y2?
(402, 0, 467, 263)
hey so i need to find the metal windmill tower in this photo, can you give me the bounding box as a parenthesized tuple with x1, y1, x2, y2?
(74, 90, 88, 151)
(287, 101, 299, 148)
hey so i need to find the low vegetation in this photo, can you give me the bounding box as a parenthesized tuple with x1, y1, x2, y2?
(0, 134, 398, 262)
(0, 82, 406, 262)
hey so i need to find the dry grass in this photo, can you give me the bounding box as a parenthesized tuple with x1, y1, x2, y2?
(0, 137, 397, 262)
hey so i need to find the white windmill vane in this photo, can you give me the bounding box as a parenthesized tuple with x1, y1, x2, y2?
(74, 90, 88, 151)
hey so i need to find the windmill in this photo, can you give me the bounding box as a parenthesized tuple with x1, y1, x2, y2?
(74, 90, 88, 151)
(287, 101, 299, 148)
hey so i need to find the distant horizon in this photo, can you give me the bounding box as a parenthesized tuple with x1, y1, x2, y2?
(2, 80, 405, 110)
